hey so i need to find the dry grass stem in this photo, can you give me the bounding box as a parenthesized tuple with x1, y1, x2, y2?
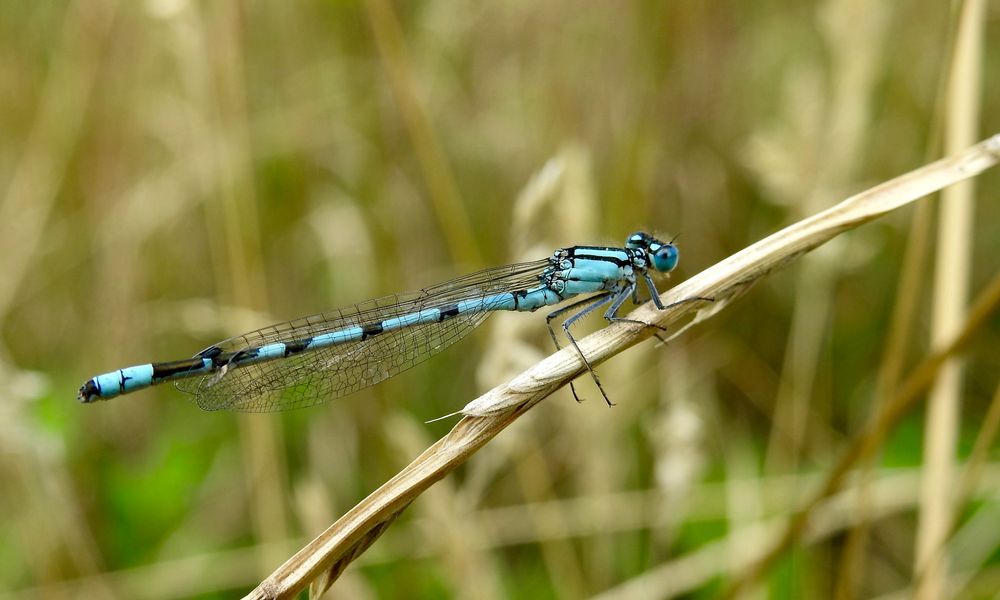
(246, 134, 1000, 599)
(915, 0, 986, 596)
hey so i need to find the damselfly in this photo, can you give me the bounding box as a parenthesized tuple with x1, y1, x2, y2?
(79, 232, 684, 412)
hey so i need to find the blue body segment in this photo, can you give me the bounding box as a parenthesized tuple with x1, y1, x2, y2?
(381, 308, 441, 332)
(309, 327, 364, 348)
(92, 365, 155, 399)
(86, 359, 213, 400)
(255, 343, 288, 361)
(78, 232, 681, 412)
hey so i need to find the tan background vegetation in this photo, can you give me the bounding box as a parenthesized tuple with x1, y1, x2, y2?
(2, 0, 999, 598)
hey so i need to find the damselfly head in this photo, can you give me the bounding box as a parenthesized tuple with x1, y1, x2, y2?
(626, 231, 679, 273)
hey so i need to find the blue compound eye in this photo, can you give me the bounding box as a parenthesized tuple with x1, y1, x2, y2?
(651, 244, 679, 272)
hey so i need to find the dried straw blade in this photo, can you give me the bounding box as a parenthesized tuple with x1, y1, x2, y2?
(246, 133, 1000, 600)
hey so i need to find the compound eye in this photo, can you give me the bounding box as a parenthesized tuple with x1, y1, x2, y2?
(652, 244, 679, 272)
(626, 232, 648, 249)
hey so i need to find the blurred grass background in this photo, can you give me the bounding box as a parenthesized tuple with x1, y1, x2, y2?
(2, 0, 1000, 598)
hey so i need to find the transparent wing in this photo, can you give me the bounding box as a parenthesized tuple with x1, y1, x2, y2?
(176, 259, 550, 412)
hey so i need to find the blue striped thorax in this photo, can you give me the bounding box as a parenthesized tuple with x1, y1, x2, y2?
(539, 232, 678, 300)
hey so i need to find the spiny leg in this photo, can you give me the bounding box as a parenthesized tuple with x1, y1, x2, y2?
(614, 287, 716, 345)
(545, 292, 613, 403)
(604, 280, 670, 344)
(545, 292, 613, 351)
(642, 272, 667, 309)
(561, 291, 623, 406)
(640, 272, 716, 312)
(660, 296, 716, 310)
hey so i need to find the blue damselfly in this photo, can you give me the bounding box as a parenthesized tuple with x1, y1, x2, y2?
(79, 232, 684, 412)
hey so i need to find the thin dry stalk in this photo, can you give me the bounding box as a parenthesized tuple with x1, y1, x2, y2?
(834, 198, 935, 600)
(916, 0, 986, 596)
(245, 134, 1000, 600)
